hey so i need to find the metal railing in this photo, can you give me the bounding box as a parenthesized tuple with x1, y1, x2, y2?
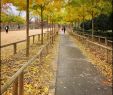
(1, 31, 58, 95)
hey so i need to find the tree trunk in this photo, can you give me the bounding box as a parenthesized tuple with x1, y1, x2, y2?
(0, 1, 1, 92)
(52, 21, 53, 44)
(41, 6, 43, 44)
(82, 16, 85, 33)
(91, 11, 94, 40)
(91, 0, 94, 40)
(26, 0, 29, 57)
(78, 19, 79, 30)
(47, 16, 48, 32)
(82, 4, 85, 33)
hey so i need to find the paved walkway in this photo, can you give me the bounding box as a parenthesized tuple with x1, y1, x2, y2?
(55, 33, 112, 95)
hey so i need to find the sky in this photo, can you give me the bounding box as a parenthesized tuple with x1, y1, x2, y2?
(7, 4, 36, 22)
(8, 4, 26, 18)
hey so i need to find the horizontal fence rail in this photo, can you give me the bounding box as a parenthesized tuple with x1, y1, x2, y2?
(1, 31, 58, 95)
(0, 33, 48, 55)
(76, 32, 113, 47)
(70, 32, 112, 64)
(1, 33, 47, 48)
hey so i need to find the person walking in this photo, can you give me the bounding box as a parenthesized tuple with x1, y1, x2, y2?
(5, 25, 9, 33)
(18, 24, 20, 30)
(63, 26, 66, 34)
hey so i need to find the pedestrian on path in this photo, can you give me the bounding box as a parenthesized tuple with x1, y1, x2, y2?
(18, 24, 20, 30)
(63, 26, 66, 34)
(5, 25, 9, 33)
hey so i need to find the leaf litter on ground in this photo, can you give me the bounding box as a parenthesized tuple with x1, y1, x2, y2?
(69, 34, 112, 87)
(2, 36, 59, 95)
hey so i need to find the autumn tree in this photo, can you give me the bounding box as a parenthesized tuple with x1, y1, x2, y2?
(1, 0, 31, 56)
(32, 0, 53, 44)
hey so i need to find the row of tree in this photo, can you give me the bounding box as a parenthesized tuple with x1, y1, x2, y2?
(80, 13, 112, 32)
(1, 0, 65, 56)
(1, 13, 25, 24)
(65, 0, 112, 37)
(1, 0, 112, 56)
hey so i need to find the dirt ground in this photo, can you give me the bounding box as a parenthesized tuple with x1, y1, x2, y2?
(1, 28, 47, 45)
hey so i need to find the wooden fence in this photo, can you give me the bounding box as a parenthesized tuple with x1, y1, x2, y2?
(76, 32, 113, 47)
(1, 31, 58, 95)
(70, 32, 112, 64)
(0, 32, 50, 55)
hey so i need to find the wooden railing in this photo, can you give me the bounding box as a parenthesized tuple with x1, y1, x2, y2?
(77, 32, 113, 47)
(70, 32, 112, 64)
(0, 32, 48, 55)
(1, 31, 58, 95)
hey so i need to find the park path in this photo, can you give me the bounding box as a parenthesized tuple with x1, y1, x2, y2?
(55, 33, 112, 95)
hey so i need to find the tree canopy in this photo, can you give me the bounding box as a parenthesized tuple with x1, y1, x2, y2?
(1, 0, 112, 26)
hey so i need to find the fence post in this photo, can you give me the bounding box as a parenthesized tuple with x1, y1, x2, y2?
(44, 33, 46, 38)
(39, 52, 42, 64)
(98, 37, 100, 43)
(28, 36, 30, 46)
(105, 38, 108, 63)
(33, 35, 35, 44)
(54, 34, 55, 41)
(50, 36, 51, 44)
(105, 37, 107, 45)
(47, 32, 48, 40)
(51, 35, 52, 44)
(46, 45, 48, 54)
(14, 43, 17, 54)
(18, 72, 24, 95)
(38, 34, 40, 41)
(13, 78, 18, 95)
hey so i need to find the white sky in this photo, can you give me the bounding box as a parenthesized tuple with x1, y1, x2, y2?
(7, 4, 36, 22)
(8, 4, 26, 18)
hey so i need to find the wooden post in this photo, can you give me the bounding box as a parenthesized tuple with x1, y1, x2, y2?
(46, 45, 48, 54)
(44, 33, 46, 38)
(41, 5, 44, 44)
(33, 35, 35, 43)
(18, 72, 24, 95)
(13, 78, 18, 95)
(47, 16, 49, 32)
(50, 36, 52, 45)
(26, 0, 29, 57)
(105, 37, 107, 45)
(47, 31, 49, 40)
(54, 24, 55, 41)
(14, 43, 17, 54)
(52, 21, 54, 44)
(105, 38, 108, 63)
(39, 52, 42, 63)
(0, 1, 1, 94)
(98, 37, 100, 43)
(38, 34, 40, 41)
(29, 37, 30, 45)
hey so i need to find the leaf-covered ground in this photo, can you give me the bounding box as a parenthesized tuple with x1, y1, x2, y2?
(69, 34, 112, 87)
(2, 35, 59, 95)
(1, 38, 44, 85)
